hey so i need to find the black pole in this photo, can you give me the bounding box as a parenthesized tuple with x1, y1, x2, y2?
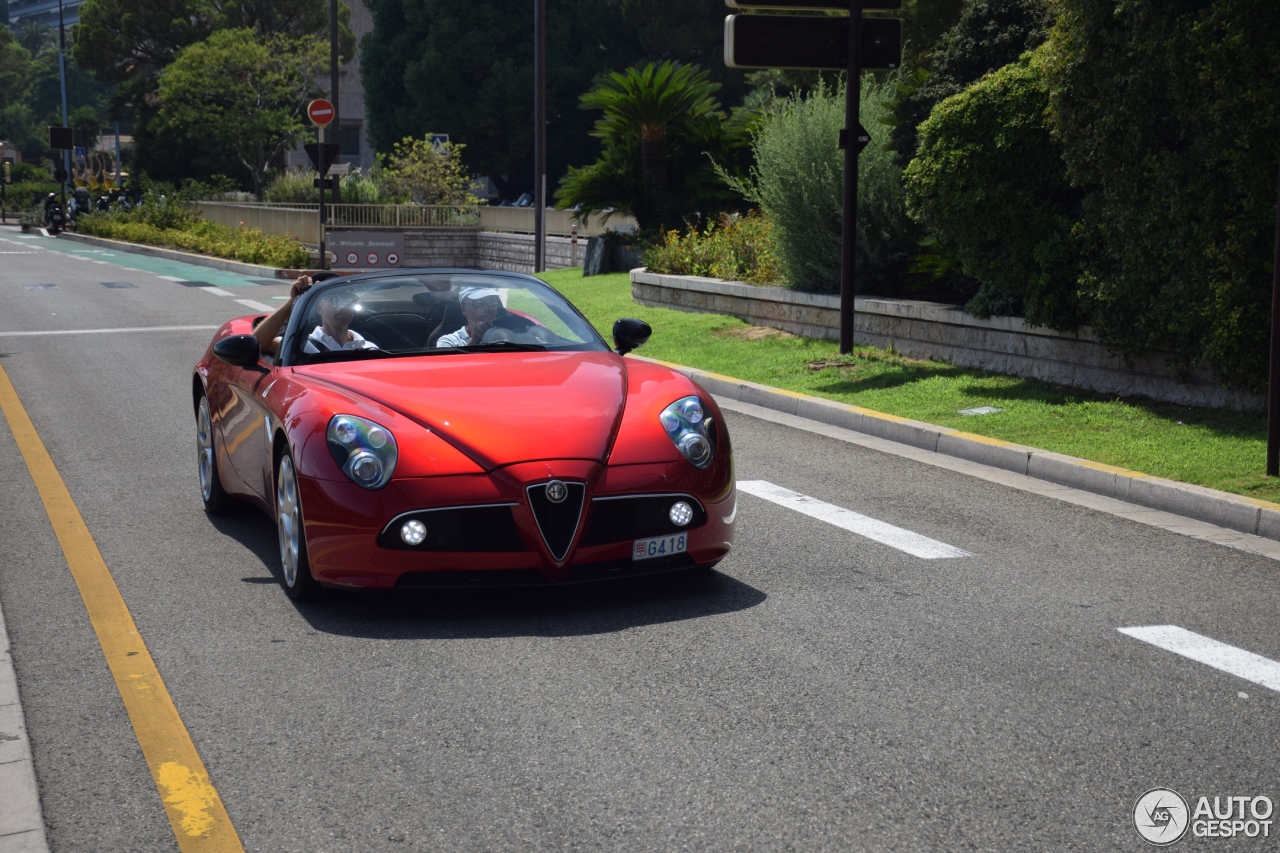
(533, 0, 547, 273)
(57, 0, 69, 211)
(839, 0, 864, 354)
(318, 129, 328, 271)
(1267, 160, 1280, 476)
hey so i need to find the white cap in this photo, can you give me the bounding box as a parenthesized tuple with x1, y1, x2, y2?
(460, 287, 502, 302)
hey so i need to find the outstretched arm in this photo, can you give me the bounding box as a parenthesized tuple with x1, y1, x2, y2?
(254, 275, 313, 356)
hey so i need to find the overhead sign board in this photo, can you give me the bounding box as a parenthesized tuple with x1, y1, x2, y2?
(307, 98, 336, 127)
(328, 231, 404, 268)
(726, 0, 901, 8)
(725, 15, 901, 70)
(48, 126, 73, 150)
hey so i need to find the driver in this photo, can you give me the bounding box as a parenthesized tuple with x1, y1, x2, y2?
(435, 287, 504, 347)
(302, 289, 380, 353)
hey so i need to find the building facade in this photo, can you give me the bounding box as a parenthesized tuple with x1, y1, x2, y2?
(7, 0, 86, 27)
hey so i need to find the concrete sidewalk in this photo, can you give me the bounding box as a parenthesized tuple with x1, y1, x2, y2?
(0, 598, 48, 853)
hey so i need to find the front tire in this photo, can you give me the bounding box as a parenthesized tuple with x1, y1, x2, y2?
(276, 452, 317, 600)
(196, 394, 234, 514)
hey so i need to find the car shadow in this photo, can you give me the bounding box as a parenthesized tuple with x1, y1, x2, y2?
(209, 509, 767, 640)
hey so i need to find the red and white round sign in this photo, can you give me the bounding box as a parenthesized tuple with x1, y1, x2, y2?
(307, 99, 335, 127)
(386, 252, 400, 265)
(366, 253, 380, 266)
(345, 252, 359, 265)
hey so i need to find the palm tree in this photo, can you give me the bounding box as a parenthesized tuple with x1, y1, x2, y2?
(580, 61, 722, 214)
(14, 19, 54, 58)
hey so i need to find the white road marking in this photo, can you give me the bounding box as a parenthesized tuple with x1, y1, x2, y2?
(1119, 625, 1280, 693)
(235, 298, 274, 312)
(0, 325, 219, 337)
(199, 286, 234, 297)
(737, 480, 972, 559)
(157, 275, 185, 282)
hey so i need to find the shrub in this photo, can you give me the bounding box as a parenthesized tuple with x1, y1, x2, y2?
(904, 49, 1084, 329)
(644, 211, 784, 285)
(722, 76, 912, 294)
(1046, 0, 1280, 393)
(76, 211, 309, 268)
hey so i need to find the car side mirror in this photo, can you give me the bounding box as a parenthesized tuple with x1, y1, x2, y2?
(613, 318, 652, 356)
(213, 334, 263, 368)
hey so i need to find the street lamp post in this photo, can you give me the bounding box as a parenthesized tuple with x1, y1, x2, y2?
(533, 0, 547, 273)
(57, 0, 70, 207)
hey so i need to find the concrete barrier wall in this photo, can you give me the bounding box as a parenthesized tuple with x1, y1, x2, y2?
(631, 270, 1260, 410)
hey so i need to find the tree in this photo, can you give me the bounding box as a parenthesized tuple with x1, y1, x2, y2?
(13, 19, 55, 59)
(556, 62, 752, 230)
(581, 62, 720, 211)
(888, 0, 1053, 167)
(0, 27, 33, 112)
(905, 50, 1083, 328)
(360, 0, 748, 199)
(1045, 0, 1280, 393)
(382, 138, 479, 205)
(154, 29, 327, 198)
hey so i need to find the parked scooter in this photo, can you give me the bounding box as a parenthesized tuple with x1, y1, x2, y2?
(43, 194, 66, 234)
(69, 187, 93, 223)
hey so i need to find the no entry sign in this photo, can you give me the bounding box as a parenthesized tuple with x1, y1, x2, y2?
(307, 99, 336, 127)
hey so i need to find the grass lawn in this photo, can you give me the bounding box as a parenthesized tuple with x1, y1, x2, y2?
(538, 269, 1277, 504)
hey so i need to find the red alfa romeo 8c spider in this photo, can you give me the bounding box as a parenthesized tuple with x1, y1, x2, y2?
(193, 269, 735, 598)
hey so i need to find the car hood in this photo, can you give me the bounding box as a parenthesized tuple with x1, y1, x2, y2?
(298, 351, 627, 471)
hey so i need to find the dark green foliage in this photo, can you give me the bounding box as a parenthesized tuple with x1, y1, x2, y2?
(360, 0, 746, 197)
(1046, 0, 1280, 393)
(889, 0, 1053, 168)
(905, 51, 1083, 329)
(556, 61, 748, 230)
(73, 0, 355, 188)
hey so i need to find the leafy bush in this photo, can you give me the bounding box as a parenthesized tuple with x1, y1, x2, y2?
(263, 169, 320, 203)
(888, 0, 1054, 168)
(74, 207, 307, 267)
(722, 76, 912, 294)
(645, 211, 784, 285)
(4, 181, 60, 209)
(1046, 0, 1280, 393)
(382, 138, 478, 205)
(905, 49, 1084, 329)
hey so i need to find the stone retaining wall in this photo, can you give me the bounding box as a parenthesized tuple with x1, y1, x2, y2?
(395, 230, 582, 274)
(631, 270, 1259, 410)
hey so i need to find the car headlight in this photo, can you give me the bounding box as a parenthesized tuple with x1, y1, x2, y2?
(660, 396, 716, 469)
(327, 415, 397, 489)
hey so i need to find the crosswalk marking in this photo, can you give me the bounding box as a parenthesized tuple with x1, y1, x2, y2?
(1118, 625, 1280, 693)
(234, 298, 273, 312)
(737, 480, 972, 559)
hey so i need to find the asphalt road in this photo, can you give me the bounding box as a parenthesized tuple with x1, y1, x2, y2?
(0, 228, 1276, 852)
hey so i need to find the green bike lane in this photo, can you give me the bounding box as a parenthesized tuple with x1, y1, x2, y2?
(1, 228, 285, 290)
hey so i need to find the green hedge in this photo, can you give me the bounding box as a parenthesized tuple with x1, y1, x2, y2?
(75, 214, 309, 268)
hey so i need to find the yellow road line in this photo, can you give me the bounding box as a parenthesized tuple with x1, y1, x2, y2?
(0, 365, 244, 852)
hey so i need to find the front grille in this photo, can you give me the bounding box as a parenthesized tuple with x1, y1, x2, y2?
(526, 482, 586, 561)
(580, 494, 708, 546)
(377, 504, 525, 551)
(393, 553, 698, 588)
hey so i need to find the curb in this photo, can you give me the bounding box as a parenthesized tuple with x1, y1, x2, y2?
(0, 598, 49, 852)
(53, 232, 364, 281)
(648, 360, 1280, 542)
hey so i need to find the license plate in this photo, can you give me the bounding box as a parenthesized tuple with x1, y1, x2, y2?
(632, 533, 687, 561)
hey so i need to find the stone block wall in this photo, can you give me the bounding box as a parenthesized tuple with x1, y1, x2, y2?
(396, 229, 584, 274)
(632, 271, 1260, 410)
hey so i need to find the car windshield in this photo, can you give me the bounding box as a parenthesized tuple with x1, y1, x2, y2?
(290, 273, 609, 365)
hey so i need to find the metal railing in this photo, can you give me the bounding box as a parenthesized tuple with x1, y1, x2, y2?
(192, 201, 638, 243)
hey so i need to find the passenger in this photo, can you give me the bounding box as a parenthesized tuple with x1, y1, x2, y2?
(435, 287, 504, 347)
(302, 289, 379, 354)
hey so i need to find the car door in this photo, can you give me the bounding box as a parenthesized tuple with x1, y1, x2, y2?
(220, 356, 277, 507)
